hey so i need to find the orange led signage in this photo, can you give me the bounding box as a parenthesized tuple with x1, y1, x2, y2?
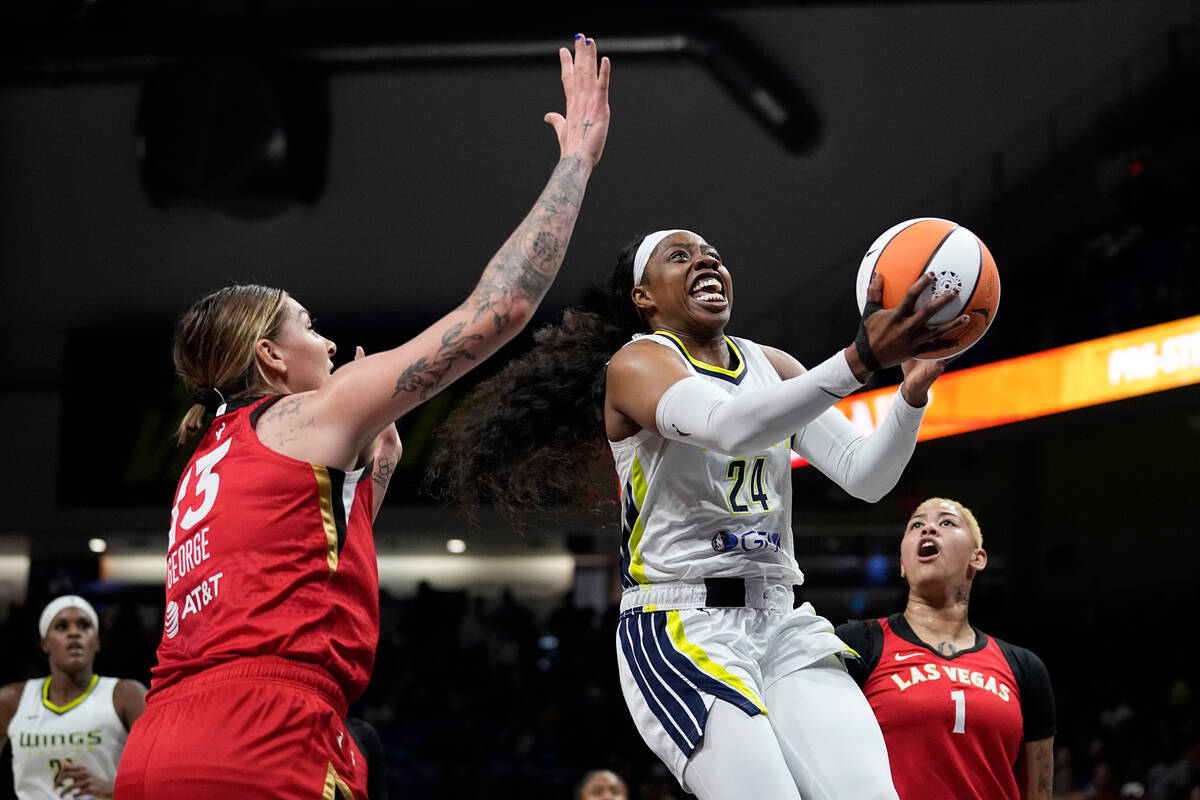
(792, 314, 1200, 467)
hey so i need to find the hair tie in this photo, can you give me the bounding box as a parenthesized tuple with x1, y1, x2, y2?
(192, 386, 227, 413)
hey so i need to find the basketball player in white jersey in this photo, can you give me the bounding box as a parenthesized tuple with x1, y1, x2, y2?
(0, 596, 146, 799)
(434, 229, 969, 799)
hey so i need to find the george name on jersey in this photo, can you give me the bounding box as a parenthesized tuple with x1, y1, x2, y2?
(166, 527, 212, 589)
(889, 663, 1012, 701)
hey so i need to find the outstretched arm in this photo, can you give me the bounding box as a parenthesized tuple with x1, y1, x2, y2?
(261, 35, 611, 468)
(606, 273, 960, 452)
(778, 345, 942, 502)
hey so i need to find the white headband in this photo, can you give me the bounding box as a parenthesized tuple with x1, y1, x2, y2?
(39, 595, 99, 638)
(632, 229, 699, 286)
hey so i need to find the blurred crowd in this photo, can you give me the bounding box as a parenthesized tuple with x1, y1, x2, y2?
(0, 579, 1196, 799)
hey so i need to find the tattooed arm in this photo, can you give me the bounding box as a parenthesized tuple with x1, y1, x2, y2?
(1015, 737, 1053, 800)
(258, 34, 611, 468)
(369, 423, 402, 521)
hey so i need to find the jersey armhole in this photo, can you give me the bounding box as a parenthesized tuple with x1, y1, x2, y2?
(835, 619, 884, 686)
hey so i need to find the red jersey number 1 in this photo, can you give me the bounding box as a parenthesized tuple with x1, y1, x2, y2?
(950, 689, 966, 734)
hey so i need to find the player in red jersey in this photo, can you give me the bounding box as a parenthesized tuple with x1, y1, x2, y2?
(114, 34, 611, 800)
(836, 498, 1055, 800)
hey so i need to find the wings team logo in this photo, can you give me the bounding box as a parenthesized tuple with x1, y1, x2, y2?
(711, 531, 739, 552)
(164, 600, 179, 639)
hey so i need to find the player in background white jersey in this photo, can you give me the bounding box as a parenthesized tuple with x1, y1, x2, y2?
(434, 230, 969, 798)
(0, 596, 146, 799)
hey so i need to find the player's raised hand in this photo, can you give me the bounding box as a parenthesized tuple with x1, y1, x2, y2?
(544, 33, 611, 169)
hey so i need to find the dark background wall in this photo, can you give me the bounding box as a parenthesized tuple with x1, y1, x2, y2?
(0, 1, 1198, 797)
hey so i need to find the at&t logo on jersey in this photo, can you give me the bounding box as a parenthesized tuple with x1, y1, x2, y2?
(711, 530, 781, 553)
(162, 572, 224, 639)
(164, 602, 179, 639)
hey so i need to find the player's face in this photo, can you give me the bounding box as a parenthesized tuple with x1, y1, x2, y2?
(271, 297, 337, 392)
(580, 771, 629, 800)
(635, 231, 733, 331)
(41, 608, 99, 672)
(900, 501, 982, 586)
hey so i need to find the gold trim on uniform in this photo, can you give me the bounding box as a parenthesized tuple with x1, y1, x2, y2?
(323, 762, 355, 800)
(312, 465, 340, 574)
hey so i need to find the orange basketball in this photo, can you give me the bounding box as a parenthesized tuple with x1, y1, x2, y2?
(855, 217, 1000, 360)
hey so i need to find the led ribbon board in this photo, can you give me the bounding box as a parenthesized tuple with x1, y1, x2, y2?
(792, 314, 1200, 467)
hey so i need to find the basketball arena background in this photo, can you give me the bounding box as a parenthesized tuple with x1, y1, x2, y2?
(1, 1, 1197, 796)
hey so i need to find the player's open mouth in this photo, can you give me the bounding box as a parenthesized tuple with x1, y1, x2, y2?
(690, 274, 727, 308)
(916, 538, 940, 562)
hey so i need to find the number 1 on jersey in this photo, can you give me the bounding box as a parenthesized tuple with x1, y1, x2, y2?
(950, 689, 966, 734)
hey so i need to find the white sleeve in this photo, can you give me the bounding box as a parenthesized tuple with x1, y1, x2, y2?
(794, 388, 926, 502)
(653, 352, 864, 456)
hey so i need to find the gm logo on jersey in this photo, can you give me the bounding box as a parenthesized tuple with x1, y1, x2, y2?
(711, 531, 739, 552)
(711, 530, 782, 553)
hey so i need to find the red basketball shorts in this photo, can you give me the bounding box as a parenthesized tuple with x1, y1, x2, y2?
(115, 656, 366, 799)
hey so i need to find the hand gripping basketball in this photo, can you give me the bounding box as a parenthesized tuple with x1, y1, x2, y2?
(857, 272, 970, 370)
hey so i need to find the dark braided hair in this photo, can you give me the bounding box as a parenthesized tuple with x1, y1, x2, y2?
(429, 237, 650, 525)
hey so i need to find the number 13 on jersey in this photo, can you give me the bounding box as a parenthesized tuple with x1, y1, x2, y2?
(169, 437, 232, 548)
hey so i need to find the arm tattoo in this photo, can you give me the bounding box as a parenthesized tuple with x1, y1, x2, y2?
(467, 155, 587, 332)
(392, 156, 588, 401)
(373, 455, 396, 490)
(392, 321, 483, 401)
(1034, 740, 1054, 798)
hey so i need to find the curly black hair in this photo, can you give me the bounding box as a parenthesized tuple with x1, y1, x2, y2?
(428, 237, 649, 525)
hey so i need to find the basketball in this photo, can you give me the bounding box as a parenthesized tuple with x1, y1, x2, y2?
(855, 217, 1000, 360)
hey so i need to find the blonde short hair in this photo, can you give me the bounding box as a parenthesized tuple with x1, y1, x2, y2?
(915, 497, 983, 548)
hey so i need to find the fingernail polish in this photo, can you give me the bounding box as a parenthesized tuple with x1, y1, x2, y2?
(575, 33, 583, 40)
(586, 38, 594, 45)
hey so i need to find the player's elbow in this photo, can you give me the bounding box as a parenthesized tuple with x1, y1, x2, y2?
(500, 298, 537, 337)
(851, 486, 888, 504)
(843, 477, 896, 504)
